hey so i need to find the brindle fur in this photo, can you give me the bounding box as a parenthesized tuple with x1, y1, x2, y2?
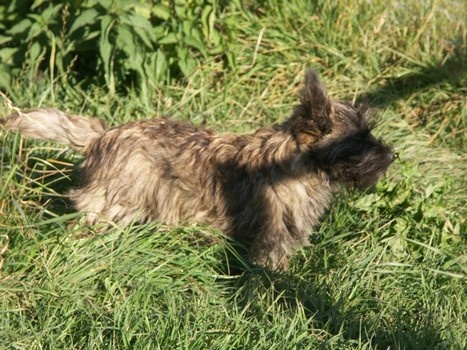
(2, 69, 394, 270)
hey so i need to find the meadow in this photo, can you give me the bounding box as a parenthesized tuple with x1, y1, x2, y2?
(0, 0, 465, 349)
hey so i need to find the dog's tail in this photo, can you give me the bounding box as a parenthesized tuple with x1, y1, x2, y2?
(1, 108, 107, 152)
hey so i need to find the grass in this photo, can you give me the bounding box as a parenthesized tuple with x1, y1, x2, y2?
(0, 0, 466, 349)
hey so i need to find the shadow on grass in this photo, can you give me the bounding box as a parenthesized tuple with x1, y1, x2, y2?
(222, 252, 446, 349)
(6, 147, 80, 216)
(356, 46, 465, 108)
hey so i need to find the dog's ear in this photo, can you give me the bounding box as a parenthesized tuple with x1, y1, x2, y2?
(286, 69, 333, 143)
(302, 69, 332, 121)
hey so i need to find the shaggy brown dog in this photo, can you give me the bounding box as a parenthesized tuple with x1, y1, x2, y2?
(2, 69, 395, 270)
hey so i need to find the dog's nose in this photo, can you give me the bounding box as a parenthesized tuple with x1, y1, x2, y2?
(388, 152, 398, 162)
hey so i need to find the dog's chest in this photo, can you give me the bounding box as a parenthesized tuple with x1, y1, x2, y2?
(268, 175, 332, 229)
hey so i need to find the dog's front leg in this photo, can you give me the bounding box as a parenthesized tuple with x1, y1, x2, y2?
(249, 228, 294, 271)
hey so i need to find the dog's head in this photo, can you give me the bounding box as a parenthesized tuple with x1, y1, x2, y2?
(288, 69, 395, 189)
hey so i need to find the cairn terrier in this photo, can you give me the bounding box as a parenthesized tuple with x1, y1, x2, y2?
(2, 69, 395, 270)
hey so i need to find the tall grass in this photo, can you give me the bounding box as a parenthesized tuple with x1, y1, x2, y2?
(1, 0, 465, 349)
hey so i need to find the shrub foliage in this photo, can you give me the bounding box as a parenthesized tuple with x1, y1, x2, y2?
(0, 0, 230, 94)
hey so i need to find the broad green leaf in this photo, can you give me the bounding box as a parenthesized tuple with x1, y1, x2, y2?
(152, 4, 171, 20)
(200, 5, 212, 34)
(122, 13, 155, 38)
(133, 2, 151, 19)
(153, 26, 166, 40)
(7, 18, 32, 35)
(182, 20, 193, 36)
(94, 0, 112, 8)
(99, 16, 115, 93)
(190, 27, 203, 43)
(99, 16, 114, 64)
(187, 59, 197, 75)
(29, 41, 44, 65)
(158, 33, 178, 45)
(177, 47, 196, 77)
(174, 2, 187, 18)
(25, 22, 43, 41)
(40, 4, 62, 20)
(132, 25, 155, 49)
(183, 35, 205, 53)
(0, 66, 10, 90)
(0, 34, 11, 45)
(176, 46, 188, 61)
(117, 26, 137, 60)
(225, 50, 236, 69)
(69, 8, 100, 34)
(154, 50, 167, 80)
(208, 30, 223, 52)
(0, 47, 16, 65)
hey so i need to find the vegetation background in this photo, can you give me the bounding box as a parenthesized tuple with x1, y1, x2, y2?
(0, 0, 465, 349)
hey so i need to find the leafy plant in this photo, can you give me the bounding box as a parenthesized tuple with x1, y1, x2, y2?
(0, 0, 231, 97)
